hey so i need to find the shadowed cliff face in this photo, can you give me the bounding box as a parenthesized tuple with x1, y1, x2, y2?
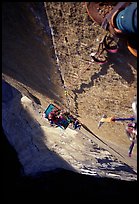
(2, 124, 137, 201)
(2, 2, 65, 107)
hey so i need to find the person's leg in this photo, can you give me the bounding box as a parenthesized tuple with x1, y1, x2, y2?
(128, 141, 135, 157)
(116, 2, 137, 34)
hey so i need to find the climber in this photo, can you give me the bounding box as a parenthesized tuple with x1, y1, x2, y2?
(86, 2, 137, 57)
(126, 96, 137, 156)
(98, 96, 137, 157)
(126, 121, 137, 157)
(48, 109, 59, 126)
(73, 119, 81, 130)
(58, 112, 68, 125)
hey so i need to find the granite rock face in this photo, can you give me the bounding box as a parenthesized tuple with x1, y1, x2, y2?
(2, 2, 137, 196)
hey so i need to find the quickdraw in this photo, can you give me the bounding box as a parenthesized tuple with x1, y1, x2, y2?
(90, 33, 119, 64)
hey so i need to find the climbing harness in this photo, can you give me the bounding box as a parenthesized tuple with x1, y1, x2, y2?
(90, 33, 119, 64)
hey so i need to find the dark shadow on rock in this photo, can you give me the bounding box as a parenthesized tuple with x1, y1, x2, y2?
(2, 128, 23, 189)
(2, 124, 137, 200)
(97, 158, 137, 175)
(101, 39, 137, 84)
(72, 64, 108, 115)
(2, 2, 64, 104)
(2, 82, 76, 192)
(28, 92, 41, 105)
(2, 132, 137, 202)
(2, 80, 14, 103)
